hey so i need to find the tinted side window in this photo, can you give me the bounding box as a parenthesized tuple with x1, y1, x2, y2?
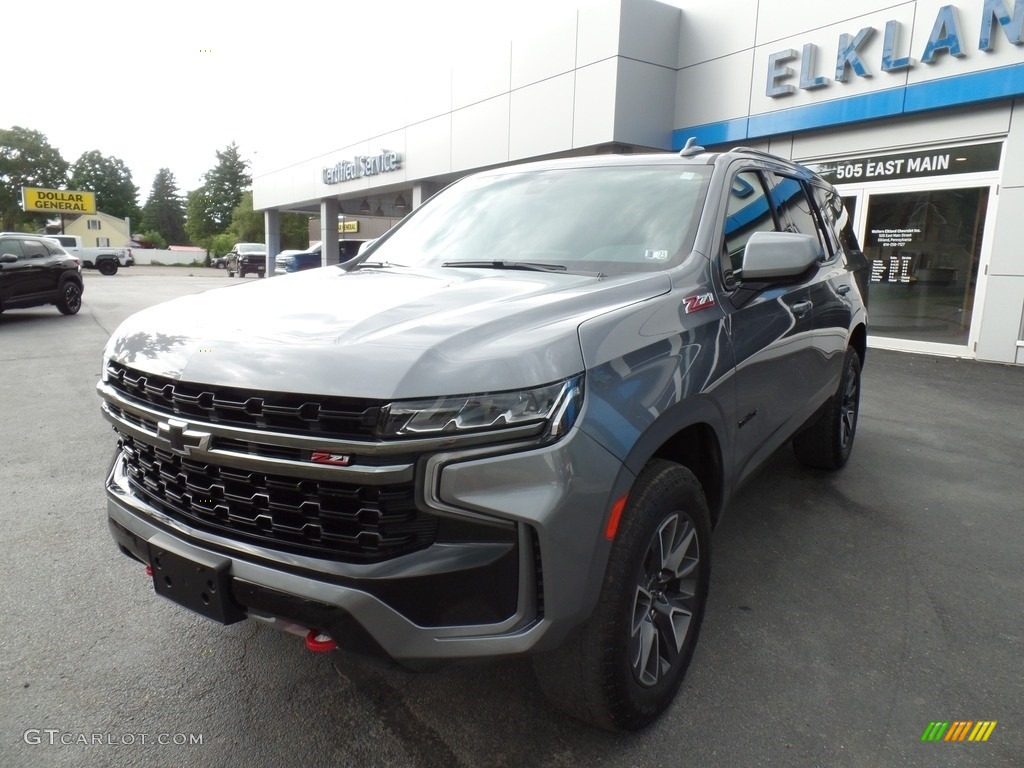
(0, 239, 26, 259)
(811, 184, 860, 264)
(766, 173, 827, 258)
(723, 170, 778, 275)
(21, 239, 50, 259)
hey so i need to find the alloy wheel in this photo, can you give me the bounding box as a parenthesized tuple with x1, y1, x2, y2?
(629, 512, 701, 687)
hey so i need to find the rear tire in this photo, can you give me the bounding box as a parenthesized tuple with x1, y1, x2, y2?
(792, 347, 861, 469)
(56, 281, 83, 315)
(98, 260, 118, 276)
(533, 459, 711, 731)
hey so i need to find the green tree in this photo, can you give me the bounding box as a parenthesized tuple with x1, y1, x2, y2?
(140, 168, 186, 245)
(69, 150, 140, 223)
(136, 230, 167, 249)
(210, 233, 236, 257)
(185, 142, 251, 243)
(0, 126, 69, 231)
(227, 191, 310, 249)
(185, 187, 216, 246)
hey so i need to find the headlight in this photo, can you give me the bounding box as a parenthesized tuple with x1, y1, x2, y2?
(377, 375, 583, 439)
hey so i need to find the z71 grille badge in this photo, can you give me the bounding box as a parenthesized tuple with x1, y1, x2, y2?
(310, 451, 352, 466)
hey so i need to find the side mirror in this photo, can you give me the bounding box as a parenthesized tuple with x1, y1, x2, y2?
(740, 231, 822, 281)
(0, 253, 18, 264)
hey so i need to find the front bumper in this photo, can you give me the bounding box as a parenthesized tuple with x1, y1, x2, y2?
(105, 424, 627, 667)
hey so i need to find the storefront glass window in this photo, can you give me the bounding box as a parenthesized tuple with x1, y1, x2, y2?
(863, 187, 988, 346)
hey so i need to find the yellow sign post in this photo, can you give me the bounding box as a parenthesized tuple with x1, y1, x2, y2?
(21, 187, 97, 215)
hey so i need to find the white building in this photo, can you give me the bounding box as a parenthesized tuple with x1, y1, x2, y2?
(254, 0, 1024, 365)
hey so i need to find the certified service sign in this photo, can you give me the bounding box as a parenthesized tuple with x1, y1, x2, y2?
(22, 187, 97, 214)
(322, 150, 401, 184)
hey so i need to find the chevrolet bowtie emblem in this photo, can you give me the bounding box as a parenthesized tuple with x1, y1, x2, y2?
(157, 418, 212, 456)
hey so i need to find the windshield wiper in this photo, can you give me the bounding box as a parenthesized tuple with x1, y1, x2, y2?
(442, 260, 568, 272)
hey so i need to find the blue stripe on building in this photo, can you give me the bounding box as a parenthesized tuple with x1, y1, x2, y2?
(674, 62, 1024, 149)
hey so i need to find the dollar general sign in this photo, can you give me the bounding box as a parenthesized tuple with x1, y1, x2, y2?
(22, 187, 97, 214)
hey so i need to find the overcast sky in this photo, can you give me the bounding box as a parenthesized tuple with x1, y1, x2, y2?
(7, 0, 685, 204)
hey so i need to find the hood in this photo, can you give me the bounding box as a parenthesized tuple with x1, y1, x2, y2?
(104, 266, 670, 399)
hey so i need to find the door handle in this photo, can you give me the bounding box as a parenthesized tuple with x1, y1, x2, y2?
(837, 284, 851, 295)
(792, 301, 813, 317)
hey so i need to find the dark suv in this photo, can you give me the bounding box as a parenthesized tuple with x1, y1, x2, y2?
(97, 147, 867, 730)
(0, 233, 84, 316)
(226, 243, 266, 278)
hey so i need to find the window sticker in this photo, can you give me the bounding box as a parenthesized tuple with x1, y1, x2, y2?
(644, 250, 669, 261)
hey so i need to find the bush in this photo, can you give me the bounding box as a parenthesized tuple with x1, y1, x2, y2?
(137, 230, 167, 249)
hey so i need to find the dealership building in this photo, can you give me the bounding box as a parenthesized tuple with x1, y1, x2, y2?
(253, 0, 1024, 365)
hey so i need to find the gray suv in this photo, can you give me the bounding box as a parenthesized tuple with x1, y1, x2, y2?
(98, 147, 867, 730)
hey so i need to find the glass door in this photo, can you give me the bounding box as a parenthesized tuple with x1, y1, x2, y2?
(857, 184, 991, 349)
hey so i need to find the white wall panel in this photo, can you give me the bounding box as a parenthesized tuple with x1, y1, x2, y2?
(405, 115, 454, 180)
(577, 0, 622, 67)
(987, 185, 1024, 277)
(510, 74, 576, 160)
(676, 51, 755, 128)
(756, 0, 898, 46)
(452, 41, 512, 110)
(452, 96, 512, 171)
(999, 97, 1024, 187)
(677, 0, 758, 68)
(511, 12, 579, 90)
(573, 59, 620, 148)
(613, 58, 677, 149)
(403, 64, 453, 126)
(618, 0, 681, 68)
(976, 275, 1024, 363)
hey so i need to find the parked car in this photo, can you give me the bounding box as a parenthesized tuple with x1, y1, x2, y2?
(97, 147, 867, 731)
(0, 233, 84, 315)
(272, 249, 304, 275)
(211, 255, 230, 269)
(276, 240, 367, 274)
(225, 243, 266, 278)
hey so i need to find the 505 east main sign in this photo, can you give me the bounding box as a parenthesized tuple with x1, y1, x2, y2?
(322, 150, 401, 184)
(766, 0, 1024, 97)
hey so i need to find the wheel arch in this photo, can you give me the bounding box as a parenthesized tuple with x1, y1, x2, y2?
(849, 322, 867, 365)
(619, 400, 728, 528)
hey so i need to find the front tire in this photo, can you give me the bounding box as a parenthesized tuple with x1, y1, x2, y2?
(792, 347, 861, 469)
(534, 459, 711, 731)
(56, 281, 83, 315)
(98, 260, 118, 276)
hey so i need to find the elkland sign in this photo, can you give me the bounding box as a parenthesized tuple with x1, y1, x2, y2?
(322, 150, 401, 184)
(766, 0, 1024, 97)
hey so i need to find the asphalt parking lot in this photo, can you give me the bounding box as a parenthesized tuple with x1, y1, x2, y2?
(1, 267, 1021, 767)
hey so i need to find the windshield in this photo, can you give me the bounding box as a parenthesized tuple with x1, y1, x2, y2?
(358, 165, 712, 275)
(236, 243, 265, 254)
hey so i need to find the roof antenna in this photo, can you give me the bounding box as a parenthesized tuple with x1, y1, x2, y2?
(679, 137, 705, 157)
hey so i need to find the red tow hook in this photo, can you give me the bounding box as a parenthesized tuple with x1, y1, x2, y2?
(305, 629, 337, 653)
(145, 565, 153, 577)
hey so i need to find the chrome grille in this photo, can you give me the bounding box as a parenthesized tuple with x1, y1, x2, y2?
(120, 436, 437, 562)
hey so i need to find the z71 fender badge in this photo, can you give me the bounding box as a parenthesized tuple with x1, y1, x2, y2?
(682, 293, 715, 314)
(310, 452, 352, 466)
